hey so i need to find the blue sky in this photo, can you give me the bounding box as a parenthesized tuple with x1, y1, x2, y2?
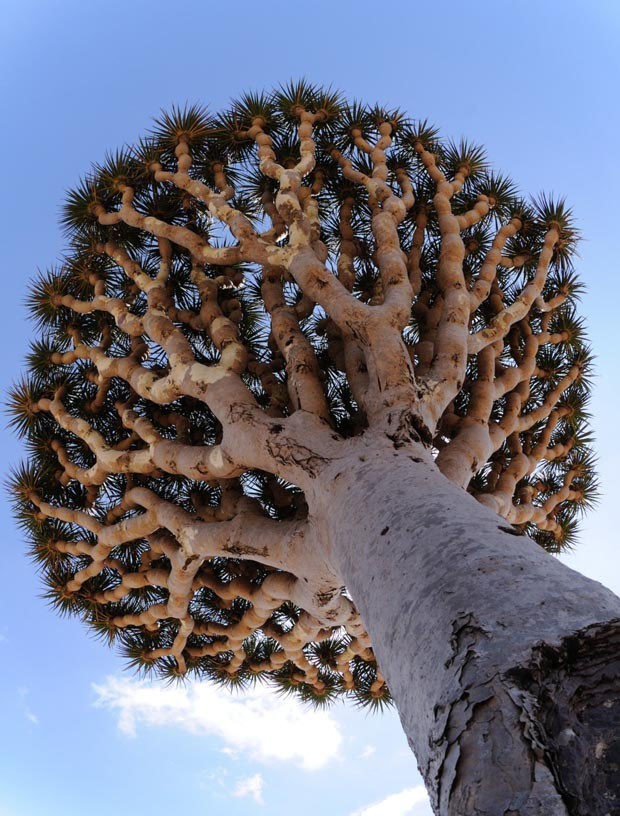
(1, 2, 619, 814)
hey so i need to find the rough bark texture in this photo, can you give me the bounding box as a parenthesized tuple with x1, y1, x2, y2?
(315, 434, 620, 815)
(10, 87, 619, 814)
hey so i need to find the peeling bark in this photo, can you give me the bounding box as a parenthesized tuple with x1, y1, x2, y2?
(507, 620, 620, 815)
(314, 433, 620, 815)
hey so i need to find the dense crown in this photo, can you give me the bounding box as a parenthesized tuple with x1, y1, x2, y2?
(10, 83, 595, 707)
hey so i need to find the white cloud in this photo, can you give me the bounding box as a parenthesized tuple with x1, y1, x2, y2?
(360, 744, 376, 759)
(233, 773, 264, 805)
(349, 785, 432, 816)
(93, 675, 342, 770)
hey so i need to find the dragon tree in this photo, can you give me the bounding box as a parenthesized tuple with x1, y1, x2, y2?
(10, 82, 620, 815)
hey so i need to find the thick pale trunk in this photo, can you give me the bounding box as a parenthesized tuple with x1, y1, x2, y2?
(312, 434, 620, 815)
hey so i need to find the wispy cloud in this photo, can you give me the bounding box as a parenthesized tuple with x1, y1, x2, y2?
(197, 765, 229, 790)
(349, 785, 432, 816)
(233, 773, 264, 804)
(360, 744, 376, 759)
(17, 687, 38, 726)
(93, 676, 342, 770)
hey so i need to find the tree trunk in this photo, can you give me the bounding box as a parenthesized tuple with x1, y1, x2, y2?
(311, 433, 620, 815)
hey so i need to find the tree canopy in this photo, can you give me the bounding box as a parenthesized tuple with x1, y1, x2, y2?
(9, 81, 595, 709)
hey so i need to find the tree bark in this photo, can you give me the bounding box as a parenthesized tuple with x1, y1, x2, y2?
(311, 432, 620, 815)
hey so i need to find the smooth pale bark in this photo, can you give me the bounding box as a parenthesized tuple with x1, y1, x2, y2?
(309, 430, 620, 816)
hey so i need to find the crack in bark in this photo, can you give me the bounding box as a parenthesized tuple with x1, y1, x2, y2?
(264, 436, 330, 477)
(386, 408, 433, 448)
(223, 541, 270, 558)
(182, 554, 200, 571)
(447, 612, 490, 660)
(228, 402, 260, 425)
(497, 524, 524, 537)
